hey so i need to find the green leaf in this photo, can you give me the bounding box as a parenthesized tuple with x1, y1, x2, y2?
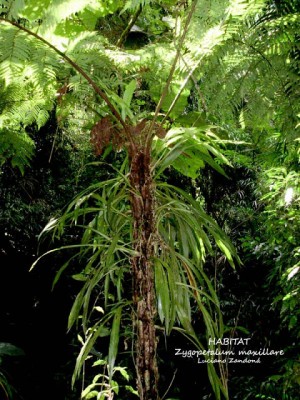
(215, 238, 235, 268)
(72, 273, 88, 281)
(108, 307, 122, 381)
(72, 322, 110, 386)
(114, 366, 129, 381)
(1, 0, 25, 19)
(111, 379, 119, 394)
(151, 81, 190, 119)
(0, 342, 25, 357)
(123, 80, 136, 106)
(93, 359, 106, 366)
(155, 259, 171, 331)
(125, 385, 139, 396)
(0, 129, 35, 174)
(155, 126, 230, 178)
(68, 284, 86, 330)
(84, 389, 99, 399)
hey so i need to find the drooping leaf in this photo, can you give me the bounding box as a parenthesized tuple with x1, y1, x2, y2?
(108, 306, 122, 381)
(154, 258, 171, 332)
(155, 126, 230, 178)
(72, 322, 110, 386)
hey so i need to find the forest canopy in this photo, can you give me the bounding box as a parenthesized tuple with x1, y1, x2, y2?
(0, 1, 299, 399)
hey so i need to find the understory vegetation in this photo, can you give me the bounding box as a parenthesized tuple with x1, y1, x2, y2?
(0, 0, 299, 399)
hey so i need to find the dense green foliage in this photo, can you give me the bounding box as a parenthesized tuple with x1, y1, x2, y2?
(0, 0, 299, 399)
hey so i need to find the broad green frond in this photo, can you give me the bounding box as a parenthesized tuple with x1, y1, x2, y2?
(191, 2, 299, 136)
(0, 27, 32, 85)
(1, 81, 53, 127)
(0, 23, 58, 133)
(187, 0, 266, 55)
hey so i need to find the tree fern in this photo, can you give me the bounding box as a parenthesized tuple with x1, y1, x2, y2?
(1, 2, 292, 398)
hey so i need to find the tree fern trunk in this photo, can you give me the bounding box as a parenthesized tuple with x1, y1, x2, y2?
(129, 142, 160, 400)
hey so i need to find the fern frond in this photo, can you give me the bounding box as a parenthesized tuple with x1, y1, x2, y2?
(226, 0, 266, 20)
(0, 0, 25, 19)
(19, 0, 123, 36)
(0, 30, 57, 132)
(122, 0, 151, 13)
(65, 32, 114, 80)
(184, 0, 300, 136)
(0, 128, 34, 173)
(37, 0, 104, 35)
(0, 27, 32, 85)
(1, 87, 53, 129)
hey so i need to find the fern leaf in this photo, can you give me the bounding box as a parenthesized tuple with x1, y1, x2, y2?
(0, 128, 34, 174)
(226, 0, 266, 20)
(121, 0, 151, 13)
(0, 27, 32, 85)
(0, 0, 25, 19)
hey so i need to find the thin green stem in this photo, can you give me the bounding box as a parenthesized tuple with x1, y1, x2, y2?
(116, 5, 143, 48)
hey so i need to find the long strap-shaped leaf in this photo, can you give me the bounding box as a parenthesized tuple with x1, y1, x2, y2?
(108, 306, 122, 381)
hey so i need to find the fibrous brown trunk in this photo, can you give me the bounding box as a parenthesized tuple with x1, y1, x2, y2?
(129, 141, 160, 400)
